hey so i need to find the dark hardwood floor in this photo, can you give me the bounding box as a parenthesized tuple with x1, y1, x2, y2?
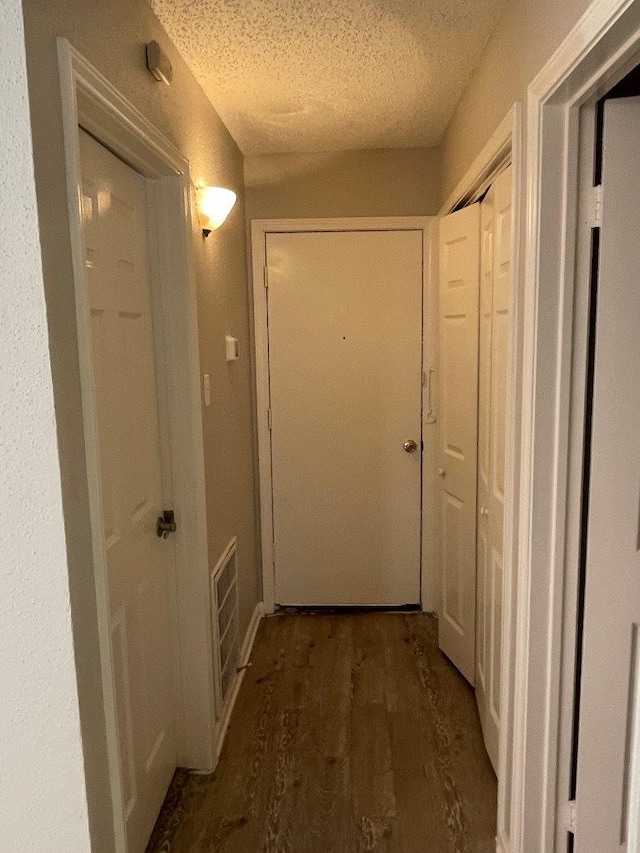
(147, 612, 496, 853)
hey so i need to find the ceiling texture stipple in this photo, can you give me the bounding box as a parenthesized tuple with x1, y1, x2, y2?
(149, 0, 509, 155)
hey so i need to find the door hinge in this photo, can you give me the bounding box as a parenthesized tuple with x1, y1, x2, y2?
(267, 408, 272, 430)
(564, 800, 578, 834)
(263, 264, 269, 289)
(156, 510, 177, 539)
(589, 184, 603, 227)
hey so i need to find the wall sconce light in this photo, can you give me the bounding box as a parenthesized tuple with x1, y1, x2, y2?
(196, 186, 237, 237)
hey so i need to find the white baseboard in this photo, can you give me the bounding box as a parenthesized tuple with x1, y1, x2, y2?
(496, 830, 510, 853)
(214, 601, 264, 760)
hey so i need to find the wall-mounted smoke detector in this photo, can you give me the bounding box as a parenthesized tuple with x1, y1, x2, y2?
(145, 40, 172, 85)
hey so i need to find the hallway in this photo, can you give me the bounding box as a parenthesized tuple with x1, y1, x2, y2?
(147, 613, 496, 853)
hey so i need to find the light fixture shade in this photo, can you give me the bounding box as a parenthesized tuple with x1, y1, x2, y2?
(197, 186, 237, 234)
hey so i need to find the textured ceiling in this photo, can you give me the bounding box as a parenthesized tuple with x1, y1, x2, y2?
(149, 0, 508, 155)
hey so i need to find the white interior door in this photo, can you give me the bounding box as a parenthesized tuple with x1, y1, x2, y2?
(80, 131, 177, 853)
(476, 186, 495, 762)
(266, 229, 423, 606)
(438, 204, 480, 685)
(476, 166, 512, 774)
(574, 97, 640, 852)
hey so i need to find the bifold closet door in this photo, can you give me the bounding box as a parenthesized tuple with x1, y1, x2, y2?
(438, 204, 480, 685)
(476, 165, 512, 775)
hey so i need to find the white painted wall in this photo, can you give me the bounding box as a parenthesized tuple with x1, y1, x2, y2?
(0, 3, 92, 851)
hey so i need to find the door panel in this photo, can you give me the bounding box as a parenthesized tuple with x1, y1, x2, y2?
(476, 166, 513, 773)
(267, 230, 423, 606)
(111, 610, 137, 820)
(80, 130, 176, 852)
(476, 188, 494, 746)
(443, 493, 466, 623)
(438, 204, 480, 684)
(491, 552, 503, 719)
(574, 97, 640, 853)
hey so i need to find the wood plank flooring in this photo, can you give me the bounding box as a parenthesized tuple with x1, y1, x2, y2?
(146, 613, 496, 853)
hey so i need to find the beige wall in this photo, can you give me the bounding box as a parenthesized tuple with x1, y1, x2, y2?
(21, 0, 259, 847)
(245, 147, 441, 220)
(441, 0, 592, 201)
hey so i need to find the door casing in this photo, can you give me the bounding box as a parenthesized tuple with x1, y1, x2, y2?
(513, 2, 640, 851)
(58, 39, 216, 851)
(251, 217, 437, 613)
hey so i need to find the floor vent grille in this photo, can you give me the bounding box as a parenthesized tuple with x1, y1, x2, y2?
(211, 540, 239, 709)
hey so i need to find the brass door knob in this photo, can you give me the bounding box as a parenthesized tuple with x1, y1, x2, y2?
(404, 439, 418, 453)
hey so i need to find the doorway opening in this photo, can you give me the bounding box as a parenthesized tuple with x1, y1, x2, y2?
(562, 59, 640, 853)
(251, 216, 437, 614)
(238, 107, 521, 853)
(513, 3, 640, 849)
(58, 39, 216, 853)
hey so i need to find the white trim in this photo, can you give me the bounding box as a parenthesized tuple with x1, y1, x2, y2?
(513, 2, 640, 850)
(439, 109, 516, 216)
(57, 38, 216, 848)
(495, 106, 524, 853)
(214, 602, 265, 759)
(250, 217, 435, 613)
(496, 830, 511, 853)
(421, 220, 439, 612)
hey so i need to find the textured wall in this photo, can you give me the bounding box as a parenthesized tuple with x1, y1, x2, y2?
(245, 147, 441, 220)
(440, 0, 592, 201)
(0, 2, 92, 851)
(20, 0, 259, 847)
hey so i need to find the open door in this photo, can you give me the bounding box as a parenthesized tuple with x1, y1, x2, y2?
(437, 204, 480, 685)
(574, 96, 640, 852)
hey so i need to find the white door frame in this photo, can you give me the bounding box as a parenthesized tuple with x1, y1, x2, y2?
(57, 39, 216, 849)
(512, 2, 640, 851)
(439, 105, 522, 853)
(250, 217, 436, 614)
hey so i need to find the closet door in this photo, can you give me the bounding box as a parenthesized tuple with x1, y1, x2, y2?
(476, 165, 513, 774)
(476, 186, 495, 766)
(438, 204, 480, 685)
